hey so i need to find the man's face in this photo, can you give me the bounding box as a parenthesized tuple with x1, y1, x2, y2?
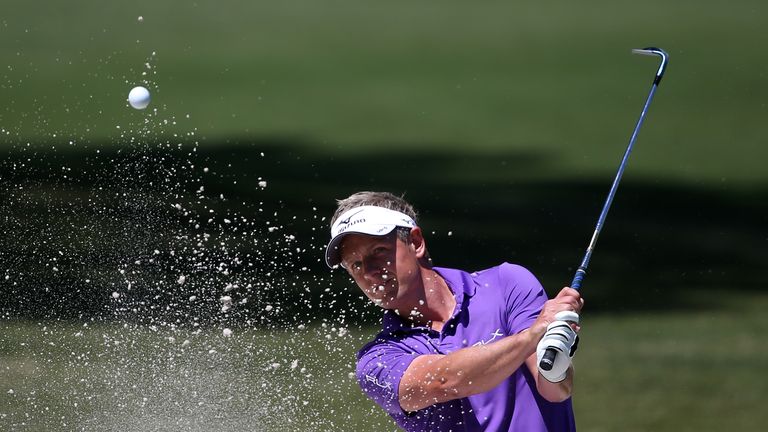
(338, 229, 420, 310)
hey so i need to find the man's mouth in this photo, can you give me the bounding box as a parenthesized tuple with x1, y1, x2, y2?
(368, 277, 396, 299)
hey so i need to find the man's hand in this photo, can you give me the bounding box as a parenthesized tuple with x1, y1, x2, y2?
(530, 287, 583, 339)
(536, 311, 580, 382)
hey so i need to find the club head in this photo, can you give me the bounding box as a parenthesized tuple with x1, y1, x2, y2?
(632, 47, 663, 56)
(632, 47, 668, 83)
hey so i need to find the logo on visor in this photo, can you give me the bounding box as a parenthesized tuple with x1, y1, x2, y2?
(335, 209, 366, 235)
(338, 209, 365, 226)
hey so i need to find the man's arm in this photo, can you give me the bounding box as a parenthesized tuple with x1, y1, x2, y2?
(398, 328, 541, 412)
(398, 287, 581, 412)
(524, 354, 574, 402)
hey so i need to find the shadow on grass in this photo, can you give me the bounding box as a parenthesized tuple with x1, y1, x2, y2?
(1, 136, 765, 321)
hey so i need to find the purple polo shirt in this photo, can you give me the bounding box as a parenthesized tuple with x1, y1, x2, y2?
(356, 263, 576, 431)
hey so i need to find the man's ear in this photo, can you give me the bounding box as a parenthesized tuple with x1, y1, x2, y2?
(409, 227, 427, 258)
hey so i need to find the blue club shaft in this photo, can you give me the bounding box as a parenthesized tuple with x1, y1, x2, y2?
(571, 48, 668, 291)
(539, 48, 668, 373)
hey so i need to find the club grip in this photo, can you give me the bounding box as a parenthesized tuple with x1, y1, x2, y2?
(551, 269, 583, 368)
(571, 268, 585, 291)
(539, 348, 557, 371)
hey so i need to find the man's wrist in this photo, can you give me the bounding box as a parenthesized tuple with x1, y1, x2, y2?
(528, 320, 548, 342)
(519, 328, 541, 356)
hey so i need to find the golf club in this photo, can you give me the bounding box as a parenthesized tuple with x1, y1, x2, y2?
(539, 47, 669, 372)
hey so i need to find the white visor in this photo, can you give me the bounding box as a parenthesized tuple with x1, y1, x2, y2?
(325, 206, 417, 268)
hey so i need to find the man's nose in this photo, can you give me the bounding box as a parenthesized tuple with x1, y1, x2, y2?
(362, 257, 386, 280)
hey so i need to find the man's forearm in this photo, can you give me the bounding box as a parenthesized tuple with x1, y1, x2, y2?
(526, 355, 574, 402)
(399, 328, 542, 411)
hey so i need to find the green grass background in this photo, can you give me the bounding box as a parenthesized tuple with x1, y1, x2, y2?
(2, 0, 767, 185)
(4, 292, 768, 431)
(2, 0, 767, 430)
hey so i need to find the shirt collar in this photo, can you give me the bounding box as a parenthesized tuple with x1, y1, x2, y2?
(381, 266, 476, 333)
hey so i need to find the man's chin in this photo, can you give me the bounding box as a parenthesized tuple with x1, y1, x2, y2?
(368, 282, 397, 303)
(371, 296, 400, 311)
(371, 297, 395, 309)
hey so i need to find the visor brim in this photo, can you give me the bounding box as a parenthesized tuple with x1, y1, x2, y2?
(324, 224, 399, 268)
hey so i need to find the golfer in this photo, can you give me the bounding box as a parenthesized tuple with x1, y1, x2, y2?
(325, 191, 583, 431)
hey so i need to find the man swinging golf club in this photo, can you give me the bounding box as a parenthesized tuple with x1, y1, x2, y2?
(325, 47, 668, 431)
(325, 192, 582, 431)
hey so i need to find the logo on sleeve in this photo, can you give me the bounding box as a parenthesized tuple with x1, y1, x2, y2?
(472, 328, 504, 347)
(365, 374, 395, 401)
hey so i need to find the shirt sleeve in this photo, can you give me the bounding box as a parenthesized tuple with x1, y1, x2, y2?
(499, 263, 549, 334)
(356, 337, 418, 416)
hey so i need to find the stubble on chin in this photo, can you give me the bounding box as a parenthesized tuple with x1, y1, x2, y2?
(367, 278, 398, 308)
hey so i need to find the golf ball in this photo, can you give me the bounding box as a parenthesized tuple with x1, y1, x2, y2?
(128, 86, 151, 110)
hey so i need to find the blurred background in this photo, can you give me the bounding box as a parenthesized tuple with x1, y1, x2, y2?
(1, 0, 766, 430)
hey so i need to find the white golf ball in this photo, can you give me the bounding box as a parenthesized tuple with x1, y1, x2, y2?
(128, 86, 151, 110)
